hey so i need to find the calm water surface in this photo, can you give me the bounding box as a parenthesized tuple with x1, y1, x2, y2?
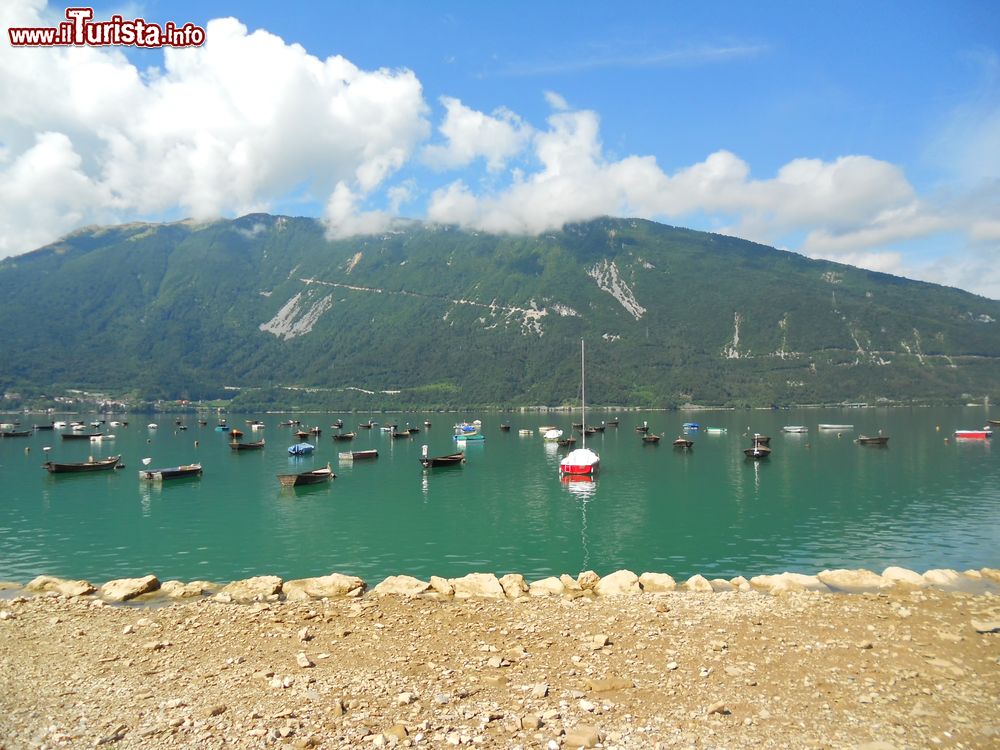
(1, 408, 997, 584)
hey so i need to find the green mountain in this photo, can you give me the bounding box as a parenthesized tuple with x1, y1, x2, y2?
(1, 215, 998, 409)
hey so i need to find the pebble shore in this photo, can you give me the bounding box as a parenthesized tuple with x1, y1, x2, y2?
(1, 567, 998, 749)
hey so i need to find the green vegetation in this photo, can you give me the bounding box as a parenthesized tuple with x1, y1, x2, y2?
(1, 215, 998, 409)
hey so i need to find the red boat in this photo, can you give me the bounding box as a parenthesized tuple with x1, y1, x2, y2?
(954, 428, 992, 440)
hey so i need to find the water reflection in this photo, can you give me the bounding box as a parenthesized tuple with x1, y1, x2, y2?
(561, 475, 595, 569)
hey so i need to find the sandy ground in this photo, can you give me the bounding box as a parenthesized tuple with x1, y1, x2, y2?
(1, 588, 998, 749)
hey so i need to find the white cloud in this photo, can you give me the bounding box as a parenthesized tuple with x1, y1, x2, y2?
(0, 3, 429, 254)
(324, 182, 399, 238)
(1, 2, 997, 298)
(422, 96, 531, 171)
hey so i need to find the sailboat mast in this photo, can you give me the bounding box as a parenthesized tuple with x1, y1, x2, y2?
(581, 338, 586, 449)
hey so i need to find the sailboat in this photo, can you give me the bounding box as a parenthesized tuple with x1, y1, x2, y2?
(559, 340, 600, 479)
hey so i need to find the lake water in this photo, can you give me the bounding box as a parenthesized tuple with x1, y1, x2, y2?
(1, 408, 997, 586)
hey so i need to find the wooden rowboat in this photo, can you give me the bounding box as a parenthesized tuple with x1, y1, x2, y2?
(277, 463, 335, 487)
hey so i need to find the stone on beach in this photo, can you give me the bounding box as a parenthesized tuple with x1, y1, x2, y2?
(576, 570, 601, 590)
(881, 566, 926, 588)
(921, 568, 985, 592)
(429, 575, 455, 596)
(159, 580, 217, 598)
(638, 572, 676, 593)
(283, 573, 365, 600)
(499, 573, 529, 599)
(563, 724, 603, 748)
(817, 568, 890, 593)
(682, 574, 715, 593)
(449, 573, 505, 599)
(981, 567, 1000, 584)
(750, 572, 830, 594)
(372, 575, 431, 597)
(25, 575, 97, 598)
(99, 574, 160, 602)
(529, 577, 565, 597)
(594, 569, 640, 596)
(217, 575, 284, 602)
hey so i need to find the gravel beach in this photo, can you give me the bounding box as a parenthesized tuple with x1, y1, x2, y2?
(1, 573, 998, 749)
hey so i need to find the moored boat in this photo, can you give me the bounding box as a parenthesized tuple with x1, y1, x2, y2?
(856, 435, 890, 446)
(230, 439, 265, 451)
(752, 434, 771, 447)
(672, 437, 693, 448)
(139, 463, 203, 481)
(419, 445, 465, 468)
(782, 425, 808, 433)
(744, 444, 772, 459)
(332, 432, 356, 442)
(560, 341, 600, 479)
(453, 423, 485, 441)
(1, 429, 31, 437)
(277, 463, 335, 487)
(43, 454, 121, 473)
(542, 428, 564, 442)
(954, 428, 992, 440)
(818, 424, 854, 430)
(642, 433, 661, 444)
(288, 442, 315, 455)
(682, 422, 700, 430)
(635, 422, 650, 433)
(704, 427, 727, 434)
(338, 449, 379, 460)
(62, 431, 102, 440)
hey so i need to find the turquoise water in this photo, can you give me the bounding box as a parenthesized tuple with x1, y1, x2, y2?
(1, 408, 997, 585)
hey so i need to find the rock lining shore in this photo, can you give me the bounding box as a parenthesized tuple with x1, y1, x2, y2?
(1, 567, 998, 749)
(6, 565, 1000, 605)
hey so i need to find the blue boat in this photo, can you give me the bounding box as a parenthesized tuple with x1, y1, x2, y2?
(452, 422, 485, 442)
(288, 442, 315, 456)
(682, 422, 700, 430)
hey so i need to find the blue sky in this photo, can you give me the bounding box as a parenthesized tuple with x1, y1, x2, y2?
(2, 1, 999, 297)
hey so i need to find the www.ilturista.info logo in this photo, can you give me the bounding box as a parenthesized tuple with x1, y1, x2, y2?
(8, 7, 205, 48)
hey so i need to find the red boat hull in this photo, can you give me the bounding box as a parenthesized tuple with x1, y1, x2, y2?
(955, 430, 992, 440)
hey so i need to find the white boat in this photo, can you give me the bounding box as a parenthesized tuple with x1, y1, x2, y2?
(542, 428, 564, 442)
(704, 427, 727, 434)
(147, 423, 158, 429)
(782, 425, 808, 433)
(52, 421, 67, 429)
(560, 340, 600, 479)
(818, 424, 853, 430)
(518, 429, 533, 436)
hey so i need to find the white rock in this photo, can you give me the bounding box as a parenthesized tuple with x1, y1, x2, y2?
(817, 568, 890, 593)
(372, 575, 431, 597)
(25, 575, 96, 597)
(638, 572, 676, 593)
(449, 573, 505, 599)
(429, 576, 455, 596)
(499, 573, 529, 599)
(594, 569, 640, 596)
(217, 576, 283, 602)
(283, 573, 364, 600)
(576, 570, 600, 590)
(682, 574, 714, 593)
(529, 577, 565, 597)
(881, 567, 926, 587)
(749, 572, 830, 594)
(100, 575, 160, 602)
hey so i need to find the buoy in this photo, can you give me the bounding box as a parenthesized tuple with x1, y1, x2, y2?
(194, 440, 199, 447)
